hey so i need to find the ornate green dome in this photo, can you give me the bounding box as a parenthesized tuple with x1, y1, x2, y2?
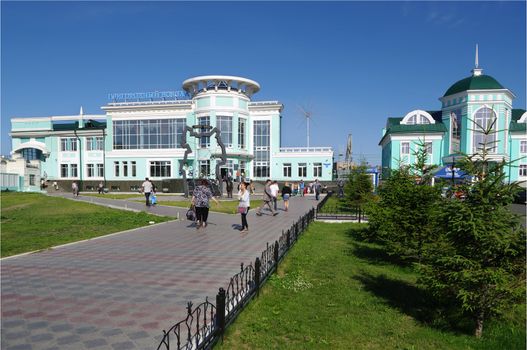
(443, 74, 504, 97)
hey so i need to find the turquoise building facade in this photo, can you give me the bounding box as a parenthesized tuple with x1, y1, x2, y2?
(9, 75, 333, 191)
(380, 61, 526, 186)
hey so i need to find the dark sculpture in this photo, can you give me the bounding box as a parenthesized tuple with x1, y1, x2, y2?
(180, 124, 227, 197)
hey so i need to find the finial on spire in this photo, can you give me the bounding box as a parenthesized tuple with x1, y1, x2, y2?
(471, 44, 483, 77)
(475, 44, 479, 68)
(80, 106, 84, 115)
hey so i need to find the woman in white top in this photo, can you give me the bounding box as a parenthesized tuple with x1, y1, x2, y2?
(238, 181, 250, 232)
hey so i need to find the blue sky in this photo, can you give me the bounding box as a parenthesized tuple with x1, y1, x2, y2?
(2, 1, 525, 165)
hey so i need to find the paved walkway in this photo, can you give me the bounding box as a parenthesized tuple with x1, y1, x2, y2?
(1, 194, 321, 350)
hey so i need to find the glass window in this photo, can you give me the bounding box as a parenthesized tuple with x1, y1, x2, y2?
(199, 160, 210, 177)
(450, 109, 462, 154)
(298, 163, 307, 178)
(520, 165, 527, 177)
(29, 174, 36, 186)
(61, 164, 68, 178)
(70, 164, 78, 178)
(313, 163, 322, 177)
(217, 116, 232, 147)
(123, 161, 128, 177)
(283, 163, 291, 177)
(238, 118, 246, 149)
(198, 116, 210, 148)
(114, 161, 120, 177)
(21, 148, 42, 161)
(113, 119, 185, 149)
(253, 120, 270, 178)
(520, 141, 527, 154)
(61, 138, 77, 151)
(425, 142, 432, 154)
(473, 107, 497, 153)
(87, 164, 95, 177)
(401, 142, 410, 154)
(131, 161, 137, 177)
(97, 164, 104, 177)
(150, 161, 171, 177)
(86, 137, 104, 151)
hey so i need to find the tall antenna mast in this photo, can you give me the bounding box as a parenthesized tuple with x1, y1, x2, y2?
(472, 44, 483, 76)
(299, 105, 312, 147)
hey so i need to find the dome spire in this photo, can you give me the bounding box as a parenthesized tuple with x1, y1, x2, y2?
(472, 44, 483, 76)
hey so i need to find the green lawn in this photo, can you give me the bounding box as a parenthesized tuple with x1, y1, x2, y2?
(141, 199, 265, 215)
(317, 195, 356, 213)
(1, 193, 172, 257)
(216, 222, 525, 349)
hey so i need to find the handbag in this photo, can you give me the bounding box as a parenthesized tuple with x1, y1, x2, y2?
(186, 205, 196, 221)
(237, 206, 247, 214)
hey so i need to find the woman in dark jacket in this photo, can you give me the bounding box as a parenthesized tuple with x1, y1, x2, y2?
(281, 182, 292, 212)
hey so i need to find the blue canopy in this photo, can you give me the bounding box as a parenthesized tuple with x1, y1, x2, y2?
(433, 166, 468, 179)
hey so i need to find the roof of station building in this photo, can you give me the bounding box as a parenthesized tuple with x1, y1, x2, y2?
(510, 109, 526, 133)
(52, 120, 106, 131)
(379, 111, 446, 145)
(443, 74, 504, 97)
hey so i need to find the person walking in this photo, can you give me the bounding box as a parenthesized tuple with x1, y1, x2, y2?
(98, 181, 104, 194)
(313, 179, 322, 201)
(71, 181, 79, 197)
(337, 179, 344, 198)
(299, 180, 305, 197)
(141, 177, 153, 206)
(249, 180, 255, 195)
(237, 181, 250, 232)
(281, 182, 292, 212)
(192, 179, 219, 229)
(256, 179, 278, 216)
(226, 178, 233, 199)
(270, 180, 279, 211)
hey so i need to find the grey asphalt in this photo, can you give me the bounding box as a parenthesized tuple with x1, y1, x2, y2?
(1, 194, 320, 350)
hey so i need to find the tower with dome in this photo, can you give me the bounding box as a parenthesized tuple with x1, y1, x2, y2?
(379, 46, 526, 185)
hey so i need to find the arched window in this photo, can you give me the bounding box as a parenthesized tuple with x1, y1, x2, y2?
(401, 110, 434, 125)
(472, 107, 497, 154)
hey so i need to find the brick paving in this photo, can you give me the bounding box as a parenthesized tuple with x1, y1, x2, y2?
(1, 194, 321, 350)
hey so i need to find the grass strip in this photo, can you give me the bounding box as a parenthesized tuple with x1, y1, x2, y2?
(216, 222, 525, 349)
(1, 193, 171, 257)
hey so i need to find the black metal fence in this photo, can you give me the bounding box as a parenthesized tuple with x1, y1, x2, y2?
(156, 207, 316, 350)
(315, 192, 367, 222)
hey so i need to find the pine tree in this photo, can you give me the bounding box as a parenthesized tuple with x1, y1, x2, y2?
(419, 117, 526, 337)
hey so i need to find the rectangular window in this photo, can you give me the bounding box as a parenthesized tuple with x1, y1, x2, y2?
(298, 163, 307, 178)
(401, 142, 410, 154)
(520, 165, 527, 177)
(520, 141, 527, 154)
(450, 109, 462, 154)
(29, 174, 36, 186)
(61, 164, 68, 178)
(123, 161, 128, 177)
(313, 163, 322, 177)
(238, 118, 246, 149)
(425, 142, 433, 154)
(97, 164, 104, 177)
(131, 161, 137, 177)
(253, 120, 270, 178)
(199, 160, 210, 177)
(61, 138, 77, 151)
(70, 164, 78, 178)
(217, 116, 233, 147)
(113, 119, 185, 150)
(114, 161, 120, 177)
(198, 116, 210, 148)
(283, 163, 292, 177)
(86, 137, 104, 151)
(150, 161, 171, 177)
(87, 164, 95, 177)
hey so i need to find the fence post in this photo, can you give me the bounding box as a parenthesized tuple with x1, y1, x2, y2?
(273, 240, 279, 267)
(254, 257, 261, 296)
(216, 288, 226, 341)
(286, 229, 290, 248)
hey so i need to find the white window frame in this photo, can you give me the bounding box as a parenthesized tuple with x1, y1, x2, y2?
(401, 142, 410, 155)
(298, 163, 307, 178)
(283, 163, 292, 177)
(313, 163, 322, 177)
(520, 140, 527, 154)
(519, 164, 527, 177)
